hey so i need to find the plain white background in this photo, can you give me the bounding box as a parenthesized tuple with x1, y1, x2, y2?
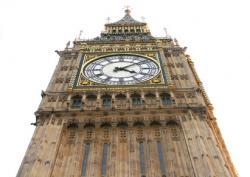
(0, 0, 249, 176)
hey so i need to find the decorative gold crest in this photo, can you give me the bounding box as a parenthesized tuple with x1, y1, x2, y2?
(145, 53, 157, 59)
(79, 73, 91, 85)
(85, 54, 98, 62)
(151, 76, 161, 83)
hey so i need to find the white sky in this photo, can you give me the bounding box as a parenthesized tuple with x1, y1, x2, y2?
(0, 0, 249, 176)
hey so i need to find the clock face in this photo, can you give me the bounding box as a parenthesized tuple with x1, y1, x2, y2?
(83, 54, 160, 85)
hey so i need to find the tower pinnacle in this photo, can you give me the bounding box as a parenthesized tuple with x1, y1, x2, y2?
(124, 6, 131, 14)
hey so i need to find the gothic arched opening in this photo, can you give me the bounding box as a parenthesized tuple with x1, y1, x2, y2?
(160, 93, 172, 105)
(71, 95, 82, 108)
(101, 94, 112, 107)
(131, 93, 142, 105)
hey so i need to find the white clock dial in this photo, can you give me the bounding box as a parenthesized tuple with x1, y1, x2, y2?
(83, 54, 160, 85)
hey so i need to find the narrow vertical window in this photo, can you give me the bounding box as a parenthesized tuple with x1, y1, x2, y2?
(71, 95, 82, 108)
(102, 94, 112, 108)
(132, 97, 142, 105)
(101, 143, 109, 176)
(81, 143, 90, 176)
(131, 93, 142, 105)
(139, 142, 146, 175)
(157, 141, 166, 174)
(160, 93, 172, 105)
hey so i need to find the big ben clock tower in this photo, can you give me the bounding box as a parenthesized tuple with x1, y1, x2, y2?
(17, 9, 238, 177)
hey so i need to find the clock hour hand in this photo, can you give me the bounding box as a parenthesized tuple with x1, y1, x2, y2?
(123, 68, 136, 73)
(113, 67, 136, 73)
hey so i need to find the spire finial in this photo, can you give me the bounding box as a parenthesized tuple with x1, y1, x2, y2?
(124, 5, 131, 14)
(106, 17, 111, 23)
(65, 41, 70, 49)
(163, 27, 172, 39)
(78, 30, 83, 40)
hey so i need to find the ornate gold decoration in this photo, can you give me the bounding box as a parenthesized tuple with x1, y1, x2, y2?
(85, 54, 98, 62)
(80, 79, 91, 85)
(151, 74, 162, 83)
(72, 52, 165, 91)
(79, 73, 91, 85)
(145, 53, 157, 59)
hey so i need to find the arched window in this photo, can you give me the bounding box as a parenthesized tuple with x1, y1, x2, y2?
(115, 94, 127, 109)
(117, 121, 128, 127)
(116, 93, 126, 100)
(101, 94, 112, 107)
(85, 94, 97, 109)
(71, 95, 82, 108)
(117, 121, 128, 140)
(166, 121, 180, 141)
(131, 93, 142, 105)
(84, 122, 95, 128)
(145, 93, 156, 105)
(145, 93, 156, 98)
(134, 121, 145, 139)
(86, 94, 97, 101)
(150, 120, 161, 126)
(100, 122, 112, 128)
(133, 121, 145, 127)
(101, 122, 112, 140)
(160, 93, 172, 105)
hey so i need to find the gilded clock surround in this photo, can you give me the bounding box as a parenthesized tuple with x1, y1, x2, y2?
(71, 51, 167, 91)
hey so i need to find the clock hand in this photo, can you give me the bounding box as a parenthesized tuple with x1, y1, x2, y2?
(119, 60, 145, 69)
(113, 67, 121, 72)
(122, 68, 136, 73)
(113, 67, 136, 73)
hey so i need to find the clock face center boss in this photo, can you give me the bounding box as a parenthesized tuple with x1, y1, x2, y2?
(83, 54, 160, 85)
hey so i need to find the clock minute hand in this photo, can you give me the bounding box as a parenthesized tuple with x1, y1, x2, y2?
(120, 60, 144, 69)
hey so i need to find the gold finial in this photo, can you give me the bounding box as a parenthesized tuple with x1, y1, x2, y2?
(124, 5, 131, 14)
(163, 28, 168, 36)
(78, 30, 83, 39)
(163, 28, 172, 39)
(65, 41, 70, 49)
(174, 38, 179, 46)
(106, 17, 111, 23)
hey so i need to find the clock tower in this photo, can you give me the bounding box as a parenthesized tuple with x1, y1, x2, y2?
(17, 9, 238, 177)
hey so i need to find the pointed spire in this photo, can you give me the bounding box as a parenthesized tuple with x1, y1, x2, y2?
(106, 8, 145, 26)
(65, 41, 70, 49)
(99, 8, 153, 41)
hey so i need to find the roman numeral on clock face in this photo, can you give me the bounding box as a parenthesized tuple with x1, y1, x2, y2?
(95, 73, 103, 77)
(132, 76, 140, 82)
(140, 73, 154, 76)
(136, 60, 149, 65)
(103, 58, 113, 63)
(119, 57, 124, 62)
(104, 76, 111, 82)
(119, 78, 124, 83)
